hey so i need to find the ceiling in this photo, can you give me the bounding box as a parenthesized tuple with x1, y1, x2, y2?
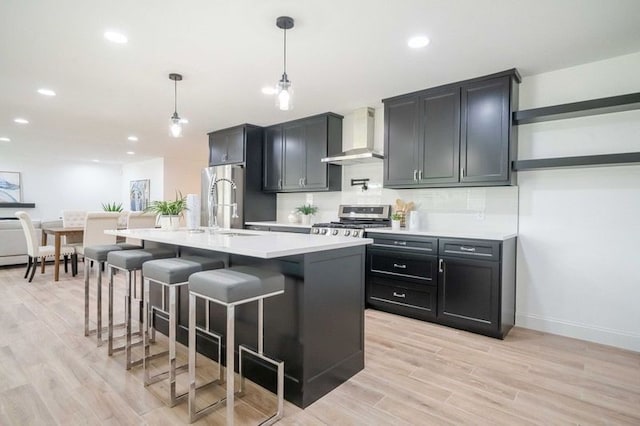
(1, 0, 640, 164)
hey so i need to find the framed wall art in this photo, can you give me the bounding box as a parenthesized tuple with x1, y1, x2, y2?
(0, 171, 22, 203)
(129, 179, 150, 211)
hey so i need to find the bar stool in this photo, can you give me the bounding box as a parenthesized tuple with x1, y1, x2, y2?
(142, 255, 226, 406)
(83, 244, 124, 345)
(187, 266, 285, 425)
(84, 243, 140, 345)
(107, 247, 175, 369)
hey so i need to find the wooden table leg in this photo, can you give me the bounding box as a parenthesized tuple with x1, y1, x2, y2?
(54, 233, 61, 281)
(41, 231, 47, 273)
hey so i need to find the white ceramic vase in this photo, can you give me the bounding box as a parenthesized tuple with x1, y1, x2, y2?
(301, 214, 312, 225)
(391, 219, 401, 230)
(160, 215, 180, 230)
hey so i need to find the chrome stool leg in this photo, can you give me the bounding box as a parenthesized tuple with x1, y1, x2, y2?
(238, 298, 285, 426)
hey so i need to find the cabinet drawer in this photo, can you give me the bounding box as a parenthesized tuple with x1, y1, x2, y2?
(369, 250, 436, 282)
(368, 233, 437, 253)
(368, 281, 436, 314)
(439, 238, 500, 261)
(369, 282, 433, 309)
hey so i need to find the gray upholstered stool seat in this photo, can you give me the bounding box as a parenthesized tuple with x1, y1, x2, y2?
(188, 266, 285, 304)
(187, 266, 285, 425)
(141, 255, 226, 407)
(107, 246, 176, 369)
(143, 256, 225, 284)
(107, 247, 175, 270)
(84, 244, 123, 262)
(117, 242, 144, 250)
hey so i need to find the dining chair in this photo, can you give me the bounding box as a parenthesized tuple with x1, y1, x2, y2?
(15, 211, 77, 283)
(75, 211, 121, 262)
(125, 212, 158, 247)
(62, 209, 87, 245)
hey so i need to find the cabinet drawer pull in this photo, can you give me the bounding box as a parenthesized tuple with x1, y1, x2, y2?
(439, 259, 444, 273)
(460, 246, 476, 252)
(413, 169, 418, 181)
(418, 170, 423, 180)
(393, 241, 407, 246)
(278, 179, 282, 188)
(393, 263, 407, 269)
(392, 292, 406, 298)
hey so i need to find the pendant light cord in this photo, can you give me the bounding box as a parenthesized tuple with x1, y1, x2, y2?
(174, 79, 178, 114)
(283, 27, 287, 76)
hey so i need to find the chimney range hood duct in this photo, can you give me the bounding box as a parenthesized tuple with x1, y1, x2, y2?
(321, 107, 383, 165)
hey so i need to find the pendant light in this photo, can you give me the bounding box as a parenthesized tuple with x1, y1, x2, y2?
(169, 73, 183, 138)
(275, 16, 294, 111)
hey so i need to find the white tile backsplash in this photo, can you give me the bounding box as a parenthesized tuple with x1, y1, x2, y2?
(277, 162, 519, 234)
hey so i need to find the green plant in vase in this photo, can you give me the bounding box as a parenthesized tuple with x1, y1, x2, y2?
(296, 204, 318, 225)
(101, 202, 123, 212)
(391, 212, 402, 229)
(145, 191, 187, 230)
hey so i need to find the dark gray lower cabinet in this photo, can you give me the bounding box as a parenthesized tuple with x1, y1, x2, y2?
(366, 234, 438, 321)
(366, 233, 516, 339)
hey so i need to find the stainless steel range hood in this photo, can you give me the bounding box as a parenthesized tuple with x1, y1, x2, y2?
(321, 107, 383, 165)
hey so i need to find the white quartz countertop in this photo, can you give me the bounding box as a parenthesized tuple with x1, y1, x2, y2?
(106, 228, 371, 258)
(365, 228, 517, 241)
(245, 221, 311, 229)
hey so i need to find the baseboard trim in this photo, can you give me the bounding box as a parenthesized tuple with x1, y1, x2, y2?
(516, 313, 640, 352)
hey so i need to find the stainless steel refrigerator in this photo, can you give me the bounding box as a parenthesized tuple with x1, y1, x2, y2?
(201, 164, 276, 229)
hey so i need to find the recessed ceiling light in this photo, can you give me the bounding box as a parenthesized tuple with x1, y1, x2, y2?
(126, 151, 135, 155)
(408, 35, 430, 49)
(37, 88, 56, 96)
(14, 118, 29, 124)
(179, 118, 189, 124)
(92, 159, 100, 163)
(261, 86, 277, 95)
(0, 137, 10, 142)
(104, 31, 128, 44)
(127, 135, 138, 141)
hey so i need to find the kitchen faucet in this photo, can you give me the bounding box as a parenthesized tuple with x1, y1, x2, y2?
(208, 176, 238, 229)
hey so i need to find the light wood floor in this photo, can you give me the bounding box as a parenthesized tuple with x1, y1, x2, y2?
(0, 263, 639, 425)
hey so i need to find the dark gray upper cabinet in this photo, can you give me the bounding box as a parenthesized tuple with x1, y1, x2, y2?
(460, 77, 510, 183)
(208, 125, 246, 166)
(383, 69, 520, 188)
(263, 126, 283, 191)
(383, 96, 419, 186)
(263, 113, 342, 193)
(419, 87, 461, 184)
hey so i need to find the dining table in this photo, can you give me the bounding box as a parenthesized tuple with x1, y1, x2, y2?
(41, 226, 83, 281)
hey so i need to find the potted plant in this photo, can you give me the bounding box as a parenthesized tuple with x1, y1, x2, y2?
(391, 212, 402, 230)
(102, 201, 127, 227)
(101, 202, 123, 212)
(145, 191, 187, 230)
(296, 204, 318, 225)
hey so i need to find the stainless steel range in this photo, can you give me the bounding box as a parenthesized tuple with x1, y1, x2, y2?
(311, 204, 391, 237)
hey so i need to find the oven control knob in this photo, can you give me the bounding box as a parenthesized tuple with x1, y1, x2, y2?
(344, 230, 350, 236)
(332, 229, 339, 236)
(321, 229, 328, 235)
(352, 231, 359, 237)
(312, 228, 319, 234)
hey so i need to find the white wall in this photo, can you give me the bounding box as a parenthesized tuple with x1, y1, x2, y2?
(163, 151, 207, 200)
(0, 154, 121, 220)
(516, 51, 640, 351)
(121, 158, 164, 209)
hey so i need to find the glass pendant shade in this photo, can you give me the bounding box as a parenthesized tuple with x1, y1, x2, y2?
(170, 113, 183, 138)
(276, 75, 293, 111)
(168, 73, 184, 138)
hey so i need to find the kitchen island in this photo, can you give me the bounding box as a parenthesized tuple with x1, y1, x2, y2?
(106, 227, 371, 408)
